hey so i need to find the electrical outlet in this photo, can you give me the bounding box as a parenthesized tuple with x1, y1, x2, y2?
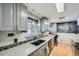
(8, 33, 14, 37)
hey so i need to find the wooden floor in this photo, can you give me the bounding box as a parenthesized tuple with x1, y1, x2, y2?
(49, 43, 75, 56)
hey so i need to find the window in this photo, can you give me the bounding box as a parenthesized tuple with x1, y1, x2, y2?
(27, 17, 40, 36)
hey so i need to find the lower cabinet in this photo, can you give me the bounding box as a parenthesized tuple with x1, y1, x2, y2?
(31, 43, 48, 56)
(30, 50, 38, 56)
(48, 39, 53, 54)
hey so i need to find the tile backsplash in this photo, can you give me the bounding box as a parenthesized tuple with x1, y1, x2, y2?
(0, 32, 28, 47)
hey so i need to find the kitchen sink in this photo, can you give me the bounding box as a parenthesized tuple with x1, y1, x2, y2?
(75, 42, 79, 45)
(31, 40, 45, 46)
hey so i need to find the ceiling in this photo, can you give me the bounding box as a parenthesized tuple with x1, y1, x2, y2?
(23, 3, 58, 19)
(23, 3, 79, 23)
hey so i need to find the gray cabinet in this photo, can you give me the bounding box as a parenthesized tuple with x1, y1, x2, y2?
(0, 3, 16, 31)
(48, 39, 53, 54)
(31, 43, 48, 56)
(0, 3, 17, 31)
(0, 4, 2, 31)
(38, 44, 48, 56)
(0, 3, 27, 31)
(40, 19, 48, 32)
(2, 3, 17, 31)
(31, 51, 38, 56)
(17, 4, 27, 31)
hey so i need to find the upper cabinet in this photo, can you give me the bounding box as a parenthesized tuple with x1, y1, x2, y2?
(17, 4, 27, 31)
(0, 4, 2, 31)
(0, 3, 16, 31)
(0, 3, 27, 31)
(40, 17, 49, 32)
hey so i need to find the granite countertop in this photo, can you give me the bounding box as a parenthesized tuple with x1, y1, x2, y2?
(0, 35, 55, 56)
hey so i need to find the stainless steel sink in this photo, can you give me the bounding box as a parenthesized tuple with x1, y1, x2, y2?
(31, 40, 45, 46)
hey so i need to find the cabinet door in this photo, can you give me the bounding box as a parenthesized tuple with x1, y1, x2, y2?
(0, 4, 2, 30)
(17, 4, 27, 31)
(13, 4, 17, 31)
(31, 44, 48, 56)
(20, 4, 26, 31)
(16, 4, 21, 31)
(25, 7, 28, 31)
(37, 44, 48, 56)
(31, 51, 38, 56)
(2, 3, 16, 31)
(42, 44, 48, 56)
(48, 39, 53, 53)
